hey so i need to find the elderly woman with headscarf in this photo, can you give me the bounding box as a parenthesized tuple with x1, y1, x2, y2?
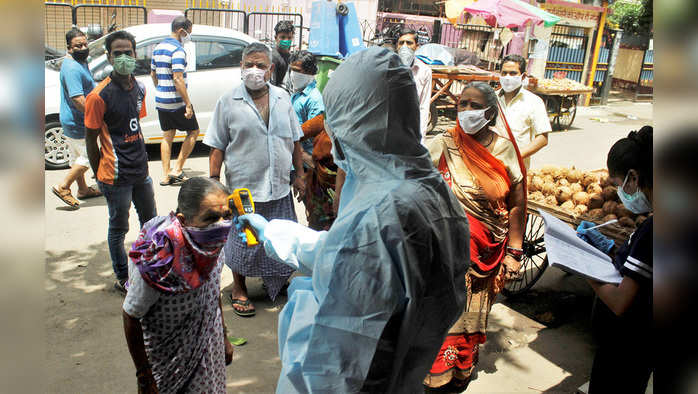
(423, 81, 527, 389)
(237, 46, 470, 393)
(123, 177, 235, 393)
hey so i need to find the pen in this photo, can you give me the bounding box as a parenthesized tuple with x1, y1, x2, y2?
(584, 219, 618, 231)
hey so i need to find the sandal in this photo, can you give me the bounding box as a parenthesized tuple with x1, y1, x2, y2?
(159, 176, 173, 186)
(229, 294, 255, 317)
(169, 172, 189, 186)
(52, 186, 80, 208)
(77, 186, 102, 200)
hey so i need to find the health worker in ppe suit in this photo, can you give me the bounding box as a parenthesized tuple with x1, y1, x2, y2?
(237, 46, 470, 393)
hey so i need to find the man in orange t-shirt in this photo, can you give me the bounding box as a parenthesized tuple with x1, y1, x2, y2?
(84, 30, 157, 294)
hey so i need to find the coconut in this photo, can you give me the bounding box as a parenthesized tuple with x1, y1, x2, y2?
(543, 174, 555, 184)
(588, 193, 604, 210)
(570, 183, 583, 194)
(602, 214, 618, 223)
(542, 182, 557, 196)
(602, 200, 618, 215)
(556, 186, 573, 204)
(574, 204, 589, 215)
(599, 172, 610, 187)
(551, 167, 564, 180)
(540, 165, 557, 175)
(530, 176, 544, 192)
(587, 183, 603, 195)
(581, 173, 598, 188)
(602, 186, 618, 201)
(588, 208, 604, 218)
(567, 168, 583, 184)
(560, 200, 575, 211)
(557, 178, 570, 187)
(618, 217, 635, 228)
(544, 195, 558, 206)
(615, 204, 634, 219)
(529, 191, 545, 202)
(572, 191, 590, 206)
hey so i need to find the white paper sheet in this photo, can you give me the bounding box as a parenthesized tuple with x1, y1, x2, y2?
(540, 211, 622, 284)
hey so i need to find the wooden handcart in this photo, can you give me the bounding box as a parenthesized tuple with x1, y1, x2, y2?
(502, 200, 633, 297)
(531, 86, 593, 131)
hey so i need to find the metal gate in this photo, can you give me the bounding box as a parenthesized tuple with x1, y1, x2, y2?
(184, 7, 246, 32)
(440, 22, 503, 70)
(72, 4, 147, 34)
(246, 12, 304, 50)
(635, 49, 653, 100)
(45, 3, 74, 53)
(544, 25, 589, 82)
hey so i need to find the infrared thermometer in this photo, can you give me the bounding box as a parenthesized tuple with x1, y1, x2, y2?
(227, 188, 259, 247)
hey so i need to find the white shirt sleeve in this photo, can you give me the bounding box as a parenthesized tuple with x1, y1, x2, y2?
(416, 63, 432, 140)
(123, 261, 160, 319)
(531, 94, 552, 136)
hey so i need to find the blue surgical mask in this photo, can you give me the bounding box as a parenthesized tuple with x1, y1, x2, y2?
(617, 173, 652, 214)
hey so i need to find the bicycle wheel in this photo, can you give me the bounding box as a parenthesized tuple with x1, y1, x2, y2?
(502, 213, 550, 297)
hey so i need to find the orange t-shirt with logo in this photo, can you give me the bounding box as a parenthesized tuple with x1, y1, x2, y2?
(85, 76, 148, 185)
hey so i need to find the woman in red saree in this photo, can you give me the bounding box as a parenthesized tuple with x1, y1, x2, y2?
(424, 82, 527, 389)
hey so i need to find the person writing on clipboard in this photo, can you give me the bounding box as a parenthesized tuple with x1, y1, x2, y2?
(575, 126, 653, 394)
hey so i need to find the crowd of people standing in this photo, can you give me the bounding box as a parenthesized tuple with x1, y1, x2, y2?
(50, 16, 653, 394)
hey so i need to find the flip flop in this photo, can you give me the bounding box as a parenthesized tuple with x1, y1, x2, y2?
(169, 172, 189, 186)
(77, 186, 102, 200)
(52, 186, 80, 208)
(229, 294, 256, 317)
(159, 176, 173, 186)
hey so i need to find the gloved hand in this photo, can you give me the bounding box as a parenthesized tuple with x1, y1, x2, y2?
(576, 220, 614, 254)
(236, 213, 269, 243)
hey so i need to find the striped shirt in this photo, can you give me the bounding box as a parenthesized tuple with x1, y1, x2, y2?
(151, 38, 187, 111)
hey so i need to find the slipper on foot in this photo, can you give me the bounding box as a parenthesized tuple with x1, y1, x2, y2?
(77, 186, 102, 199)
(159, 176, 173, 186)
(229, 294, 255, 317)
(52, 186, 80, 208)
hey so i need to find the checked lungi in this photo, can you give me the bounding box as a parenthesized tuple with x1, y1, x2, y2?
(224, 193, 297, 300)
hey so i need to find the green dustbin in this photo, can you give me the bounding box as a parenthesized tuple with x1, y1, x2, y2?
(315, 56, 343, 93)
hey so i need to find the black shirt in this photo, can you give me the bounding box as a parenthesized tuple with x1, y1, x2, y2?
(272, 48, 291, 89)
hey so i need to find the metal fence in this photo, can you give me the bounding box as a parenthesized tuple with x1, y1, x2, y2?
(247, 12, 304, 50)
(544, 26, 588, 82)
(184, 7, 246, 32)
(73, 4, 147, 33)
(45, 2, 76, 52)
(635, 49, 653, 100)
(44, 3, 147, 51)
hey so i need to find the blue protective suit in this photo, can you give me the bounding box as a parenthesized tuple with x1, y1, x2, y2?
(261, 47, 470, 393)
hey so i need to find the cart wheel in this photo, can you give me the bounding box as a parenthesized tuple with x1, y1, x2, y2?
(557, 96, 577, 130)
(502, 213, 549, 297)
(426, 102, 438, 134)
(544, 96, 561, 130)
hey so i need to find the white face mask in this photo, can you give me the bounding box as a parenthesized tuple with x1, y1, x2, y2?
(290, 71, 315, 92)
(617, 172, 652, 214)
(180, 31, 191, 45)
(458, 107, 491, 134)
(241, 67, 268, 91)
(500, 75, 523, 93)
(398, 45, 415, 67)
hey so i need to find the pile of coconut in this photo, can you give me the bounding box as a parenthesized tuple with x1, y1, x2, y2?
(527, 165, 647, 229)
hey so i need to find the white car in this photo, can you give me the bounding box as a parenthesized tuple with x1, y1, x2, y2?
(45, 24, 258, 169)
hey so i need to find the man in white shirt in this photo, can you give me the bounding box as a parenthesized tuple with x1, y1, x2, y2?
(497, 54, 551, 169)
(396, 27, 432, 142)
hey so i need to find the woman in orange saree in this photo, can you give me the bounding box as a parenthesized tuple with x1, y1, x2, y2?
(424, 82, 527, 389)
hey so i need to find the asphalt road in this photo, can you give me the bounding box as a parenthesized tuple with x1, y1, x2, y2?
(44, 99, 652, 393)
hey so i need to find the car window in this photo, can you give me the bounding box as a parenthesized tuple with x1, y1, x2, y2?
(135, 42, 158, 76)
(195, 39, 245, 70)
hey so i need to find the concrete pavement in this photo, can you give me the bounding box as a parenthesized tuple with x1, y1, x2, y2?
(44, 99, 651, 393)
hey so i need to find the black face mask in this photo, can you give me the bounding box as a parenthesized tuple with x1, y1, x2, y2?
(72, 48, 89, 63)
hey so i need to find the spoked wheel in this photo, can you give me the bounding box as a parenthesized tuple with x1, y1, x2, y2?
(543, 95, 561, 130)
(502, 213, 549, 297)
(556, 95, 577, 130)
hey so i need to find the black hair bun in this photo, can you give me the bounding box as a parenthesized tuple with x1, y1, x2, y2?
(629, 125, 653, 153)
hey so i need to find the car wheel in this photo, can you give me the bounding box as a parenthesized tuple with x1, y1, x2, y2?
(45, 120, 71, 170)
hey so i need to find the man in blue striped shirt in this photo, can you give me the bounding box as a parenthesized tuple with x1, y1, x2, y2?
(151, 16, 199, 186)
